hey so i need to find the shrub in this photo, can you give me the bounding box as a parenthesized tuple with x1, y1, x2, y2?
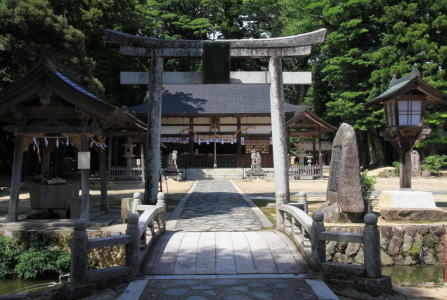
(392, 161, 400, 175)
(0, 236, 21, 277)
(422, 155, 447, 176)
(14, 247, 70, 279)
(360, 171, 377, 207)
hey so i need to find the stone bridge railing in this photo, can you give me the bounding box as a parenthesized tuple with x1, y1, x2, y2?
(277, 194, 392, 293)
(70, 193, 166, 286)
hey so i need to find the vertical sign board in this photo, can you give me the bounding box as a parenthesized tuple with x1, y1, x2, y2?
(328, 146, 341, 192)
(78, 152, 91, 170)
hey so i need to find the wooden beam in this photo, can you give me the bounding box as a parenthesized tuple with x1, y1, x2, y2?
(120, 71, 312, 85)
(7, 135, 24, 222)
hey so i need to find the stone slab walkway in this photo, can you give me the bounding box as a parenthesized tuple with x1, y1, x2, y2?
(143, 231, 308, 275)
(140, 277, 319, 300)
(175, 180, 263, 231)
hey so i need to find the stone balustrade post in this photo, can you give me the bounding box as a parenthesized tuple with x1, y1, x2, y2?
(298, 191, 308, 213)
(157, 192, 166, 230)
(71, 219, 88, 284)
(310, 211, 326, 270)
(126, 213, 140, 279)
(363, 213, 381, 278)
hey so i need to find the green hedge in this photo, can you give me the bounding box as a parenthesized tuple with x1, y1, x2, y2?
(0, 236, 70, 279)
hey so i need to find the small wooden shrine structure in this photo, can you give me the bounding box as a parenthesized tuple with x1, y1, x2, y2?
(287, 109, 337, 167)
(0, 58, 145, 222)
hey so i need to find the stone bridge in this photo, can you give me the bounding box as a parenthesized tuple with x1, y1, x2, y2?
(69, 180, 389, 300)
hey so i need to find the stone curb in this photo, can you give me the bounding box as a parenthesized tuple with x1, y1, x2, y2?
(166, 180, 198, 230)
(119, 279, 150, 300)
(229, 180, 274, 228)
(305, 279, 339, 300)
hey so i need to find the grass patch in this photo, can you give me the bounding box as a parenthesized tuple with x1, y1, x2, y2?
(252, 199, 276, 227)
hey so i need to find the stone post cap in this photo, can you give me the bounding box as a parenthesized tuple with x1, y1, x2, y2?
(74, 219, 87, 231)
(312, 210, 324, 222)
(364, 213, 378, 225)
(127, 213, 139, 224)
(157, 192, 165, 201)
(133, 192, 142, 199)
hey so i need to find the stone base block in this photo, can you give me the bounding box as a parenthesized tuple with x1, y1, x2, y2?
(381, 207, 447, 221)
(378, 191, 436, 210)
(354, 276, 393, 296)
(319, 203, 364, 223)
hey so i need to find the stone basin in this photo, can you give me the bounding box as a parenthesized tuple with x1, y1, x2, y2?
(28, 182, 80, 210)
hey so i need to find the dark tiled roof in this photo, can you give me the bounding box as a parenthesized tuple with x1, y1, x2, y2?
(367, 66, 447, 106)
(131, 84, 305, 115)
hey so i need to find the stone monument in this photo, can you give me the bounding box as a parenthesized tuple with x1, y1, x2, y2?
(246, 150, 266, 179)
(165, 150, 182, 181)
(320, 123, 365, 222)
(411, 150, 421, 176)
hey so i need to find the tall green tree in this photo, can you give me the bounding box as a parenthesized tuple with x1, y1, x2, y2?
(280, 0, 447, 166)
(0, 0, 94, 89)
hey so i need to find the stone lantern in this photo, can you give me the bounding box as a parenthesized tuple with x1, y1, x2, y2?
(366, 66, 446, 189)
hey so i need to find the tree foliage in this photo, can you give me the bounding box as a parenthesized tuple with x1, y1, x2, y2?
(0, 0, 446, 165)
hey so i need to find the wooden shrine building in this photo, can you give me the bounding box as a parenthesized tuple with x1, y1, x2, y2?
(129, 84, 335, 169)
(0, 58, 146, 222)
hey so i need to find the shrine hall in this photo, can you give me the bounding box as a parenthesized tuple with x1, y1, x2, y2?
(130, 83, 336, 169)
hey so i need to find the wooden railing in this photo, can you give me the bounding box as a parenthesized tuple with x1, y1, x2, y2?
(70, 193, 166, 284)
(289, 165, 323, 180)
(277, 195, 391, 290)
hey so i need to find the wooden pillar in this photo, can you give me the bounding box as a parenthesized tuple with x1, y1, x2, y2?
(269, 56, 290, 230)
(189, 117, 194, 167)
(7, 135, 24, 222)
(40, 144, 51, 182)
(113, 137, 118, 167)
(107, 136, 112, 176)
(80, 135, 90, 220)
(236, 117, 241, 167)
(318, 136, 323, 178)
(400, 149, 412, 189)
(99, 148, 108, 211)
(144, 53, 163, 205)
(140, 142, 145, 183)
(312, 136, 317, 164)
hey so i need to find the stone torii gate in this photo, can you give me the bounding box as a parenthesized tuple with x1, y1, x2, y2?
(105, 29, 326, 228)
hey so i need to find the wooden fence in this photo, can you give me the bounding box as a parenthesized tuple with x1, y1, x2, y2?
(109, 165, 143, 179)
(289, 165, 323, 180)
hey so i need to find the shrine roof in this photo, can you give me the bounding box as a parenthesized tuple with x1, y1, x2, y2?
(367, 66, 447, 106)
(131, 84, 306, 116)
(0, 58, 146, 133)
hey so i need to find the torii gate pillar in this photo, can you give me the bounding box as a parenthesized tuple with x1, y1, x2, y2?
(145, 53, 163, 204)
(269, 57, 290, 229)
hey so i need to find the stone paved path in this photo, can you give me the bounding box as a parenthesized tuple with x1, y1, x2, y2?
(141, 277, 318, 300)
(175, 180, 263, 231)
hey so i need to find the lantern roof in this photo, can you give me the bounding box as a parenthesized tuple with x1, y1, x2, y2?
(366, 66, 447, 106)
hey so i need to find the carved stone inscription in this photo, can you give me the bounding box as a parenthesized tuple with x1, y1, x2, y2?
(329, 146, 341, 192)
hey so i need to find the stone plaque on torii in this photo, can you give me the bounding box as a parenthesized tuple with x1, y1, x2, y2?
(105, 29, 326, 225)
